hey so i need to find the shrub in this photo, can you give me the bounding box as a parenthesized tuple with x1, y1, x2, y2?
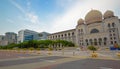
(88, 46, 97, 53)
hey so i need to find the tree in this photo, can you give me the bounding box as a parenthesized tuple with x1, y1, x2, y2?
(88, 46, 97, 53)
(55, 40, 75, 47)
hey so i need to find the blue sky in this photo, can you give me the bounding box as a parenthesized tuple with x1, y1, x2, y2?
(0, 0, 120, 35)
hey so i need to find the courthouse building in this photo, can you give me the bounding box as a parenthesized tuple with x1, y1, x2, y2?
(48, 10, 120, 47)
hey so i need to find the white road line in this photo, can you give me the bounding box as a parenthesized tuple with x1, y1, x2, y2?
(39, 59, 56, 62)
(99, 67, 112, 69)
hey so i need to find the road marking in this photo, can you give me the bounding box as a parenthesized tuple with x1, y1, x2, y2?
(18, 57, 25, 58)
(99, 67, 112, 69)
(46, 60, 56, 62)
(40, 59, 56, 62)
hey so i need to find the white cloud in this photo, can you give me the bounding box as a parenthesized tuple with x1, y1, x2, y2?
(7, 19, 14, 23)
(10, 0, 25, 14)
(10, 0, 41, 24)
(26, 13, 40, 24)
(46, 0, 120, 33)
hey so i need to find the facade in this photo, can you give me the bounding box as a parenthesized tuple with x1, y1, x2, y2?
(17, 29, 39, 43)
(5, 32, 17, 44)
(17, 29, 49, 43)
(0, 32, 17, 46)
(0, 35, 8, 46)
(48, 10, 120, 47)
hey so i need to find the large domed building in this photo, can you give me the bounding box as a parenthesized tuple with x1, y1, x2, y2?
(48, 10, 120, 49)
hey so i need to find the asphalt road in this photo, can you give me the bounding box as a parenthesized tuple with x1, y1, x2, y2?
(51, 59, 120, 69)
(0, 52, 38, 59)
(0, 56, 67, 67)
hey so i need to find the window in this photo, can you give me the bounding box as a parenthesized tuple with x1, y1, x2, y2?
(78, 29, 80, 32)
(104, 37, 107, 41)
(82, 43, 83, 45)
(72, 32, 74, 36)
(90, 29, 99, 33)
(110, 34, 112, 36)
(94, 39, 97, 45)
(113, 30, 115, 32)
(86, 39, 88, 42)
(111, 41, 113, 44)
(109, 30, 111, 32)
(68, 33, 70, 36)
(113, 34, 115, 36)
(81, 29, 83, 32)
(104, 42, 106, 45)
(104, 37, 107, 45)
(61, 34, 63, 37)
(65, 34, 67, 37)
(58, 35, 60, 37)
(112, 23, 115, 27)
(108, 24, 110, 28)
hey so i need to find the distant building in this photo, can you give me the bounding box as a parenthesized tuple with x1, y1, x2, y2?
(0, 35, 5, 41)
(0, 35, 8, 46)
(5, 32, 17, 44)
(38, 32, 50, 40)
(48, 10, 120, 47)
(17, 29, 39, 43)
(0, 32, 17, 46)
(17, 29, 49, 43)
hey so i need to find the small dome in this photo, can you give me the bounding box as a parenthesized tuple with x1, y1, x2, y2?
(85, 10, 102, 24)
(104, 10, 114, 19)
(78, 18, 84, 25)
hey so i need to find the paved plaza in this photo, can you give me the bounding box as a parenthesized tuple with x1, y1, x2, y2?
(0, 50, 120, 69)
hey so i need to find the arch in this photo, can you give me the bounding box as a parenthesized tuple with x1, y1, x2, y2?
(58, 35, 60, 38)
(85, 39, 88, 42)
(98, 38, 102, 45)
(53, 36, 54, 38)
(81, 29, 83, 32)
(78, 29, 80, 32)
(72, 32, 74, 36)
(61, 34, 63, 37)
(68, 33, 70, 36)
(112, 22, 115, 27)
(78, 29, 80, 35)
(90, 29, 99, 33)
(89, 39, 93, 45)
(104, 37, 107, 45)
(64, 34, 67, 37)
(85, 39, 89, 45)
(104, 37, 107, 41)
(94, 38, 97, 45)
(108, 23, 110, 28)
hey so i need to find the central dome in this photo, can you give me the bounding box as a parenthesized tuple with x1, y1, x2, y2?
(85, 10, 102, 24)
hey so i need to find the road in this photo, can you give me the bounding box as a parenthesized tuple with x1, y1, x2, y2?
(0, 50, 120, 69)
(41, 58, 120, 69)
(0, 56, 67, 67)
